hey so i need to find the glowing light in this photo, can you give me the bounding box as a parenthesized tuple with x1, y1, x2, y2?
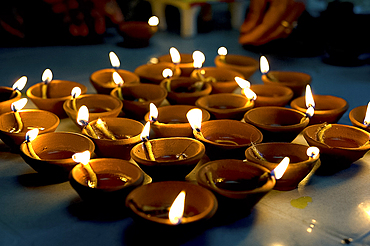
(170, 47, 181, 64)
(169, 190, 186, 225)
(217, 46, 227, 56)
(149, 103, 158, 122)
(260, 56, 269, 74)
(140, 121, 151, 141)
(72, 150, 91, 165)
(109, 51, 120, 68)
(305, 85, 315, 108)
(364, 102, 370, 126)
(11, 98, 28, 112)
(242, 87, 257, 101)
(272, 157, 290, 179)
(77, 105, 89, 126)
(235, 76, 250, 89)
(71, 87, 81, 99)
(307, 147, 320, 159)
(113, 71, 124, 86)
(12, 76, 27, 91)
(162, 68, 173, 79)
(148, 16, 159, 27)
(192, 50, 205, 69)
(186, 108, 202, 132)
(42, 69, 53, 84)
(25, 128, 39, 142)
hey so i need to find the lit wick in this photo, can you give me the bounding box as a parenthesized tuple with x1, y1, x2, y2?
(301, 84, 315, 123)
(363, 101, 370, 127)
(169, 190, 186, 225)
(307, 146, 320, 159)
(260, 56, 277, 81)
(77, 105, 98, 139)
(149, 103, 158, 124)
(109, 51, 121, 85)
(192, 50, 206, 81)
(72, 150, 97, 188)
(170, 46, 181, 71)
(113, 71, 124, 100)
(95, 118, 116, 140)
(217, 46, 227, 63)
(70, 87, 81, 111)
(41, 68, 53, 99)
(10, 98, 28, 133)
(235, 76, 257, 102)
(140, 121, 156, 161)
(11, 76, 27, 98)
(186, 108, 204, 138)
(148, 16, 159, 32)
(162, 68, 173, 92)
(25, 128, 40, 159)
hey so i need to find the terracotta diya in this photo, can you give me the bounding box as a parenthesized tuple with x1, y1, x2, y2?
(70, 152, 144, 202)
(110, 83, 167, 120)
(245, 143, 320, 190)
(302, 123, 370, 174)
(63, 94, 123, 127)
(250, 84, 293, 107)
(82, 117, 143, 160)
(291, 95, 349, 125)
(0, 76, 25, 115)
(190, 67, 244, 94)
(134, 62, 181, 85)
(19, 131, 94, 180)
(26, 75, 87, 118)
(157, 53, 195, 77)
(243, 106, 309, 142)
(214, 54, 259, 79)
(131, 137, 205, 181)
(196, 159, 275, 216)
(349, 104, 370, 132)
(125, 181, 218, 226)
(144, 105, 211, 138)
(160, 77, 212, 105)
(195, 93, 254, 120)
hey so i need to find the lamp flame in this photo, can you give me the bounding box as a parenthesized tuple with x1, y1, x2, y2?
(217, 46, 227, 56)
(113, 71, 124, 86)
(162, 68, 173, 79)
(42, 69, 53, 84)
(186, 108, 202, 132)
(71, 87, 81, 99)
(272, 157, 290, 180)
(305, 85, 315, 108)
(149, 103, 158, 123)
(148, 16, 159, 27)
(109, 51, 120, 68)
(235, 76, 250, 89)
(307, 146, 320, 159)
(72, 150, 91, 165)
(363, 101, 370, 126)
(25, 128, 39, 142)
(11, 98, 28, 112)
(170, 47, 181, 64)
(140, 121, 151, 141)
(169, 190, 186, 225)
(260, 56, 269, 74)
(192, 50, 205, 69)
(12, 76, 27, 91)
(77, 105, 89, 126)
(242, 87, 257, 101)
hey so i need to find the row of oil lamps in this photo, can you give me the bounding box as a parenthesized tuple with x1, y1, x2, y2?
(0, 48, 370, 227)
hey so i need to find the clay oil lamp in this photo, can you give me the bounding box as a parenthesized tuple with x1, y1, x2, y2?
(81, 116, 143, 160)
(260, 56, 311, 99)
(187, 109, 263, 160)
(130, 121, 205, 181)
(195, 77, 256, 120)
(63, 94, 122, 127)
(125, 181, 217, 228)
(291, 85, 348, 125)
(250, 84, 293, 107)
(214, 46, 259, 79)
(245, 143, 320, 190)
(243, 106, 310, 142)
(0, 76, 26, 115)
(160, 69, 212, 105)
(90, 51, 140, 94)
(110, 72, 167, 120)
(118, 16, 159, 48)
(19, 130, 95, 180)
(134, 60, 181, 85)
(144, 104, 210, 138)
(26, 68, 87, 118)
(196, 158, 288, 218)
(157, 47, 195, 77)
(70, 150, 144, 202)
(0, 98, 60, 150)
(349, 102, 370, 132)
(302, 123, 370, 174)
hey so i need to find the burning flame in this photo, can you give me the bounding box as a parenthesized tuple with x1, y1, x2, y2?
(42, 69, 53, 84)
(109, 51, 120, 68)
(170, 47, 181, 64)
(169, 190, 186, 225)
(140, 121, 151, 141)
(260, 56, 269, 74)
(148, 16, 159, 27)
(162, 68, 173, 79)
(12, 76, 27, 91)
(217, 46, 227, 56)
(186, 108, 202, 132)
(242, 87, 257, 101)
(25, 128, 39, 142)
(235, 76, 250, 89)
(72, 150, 91, 165)
(71, 87, 81, 99)
(305, 85, 315, 118)
(192, 50, 205, 69)
(364, 102, 370, 126)
(11, 98, 28, 112)
(113, 71, 124, 86)
(235, 77, 256, 101)
(272, 157, 290, 179)
(77, 105, 89, 126)
(149, 103, 158, 122)
(307, 146, 320, 159)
